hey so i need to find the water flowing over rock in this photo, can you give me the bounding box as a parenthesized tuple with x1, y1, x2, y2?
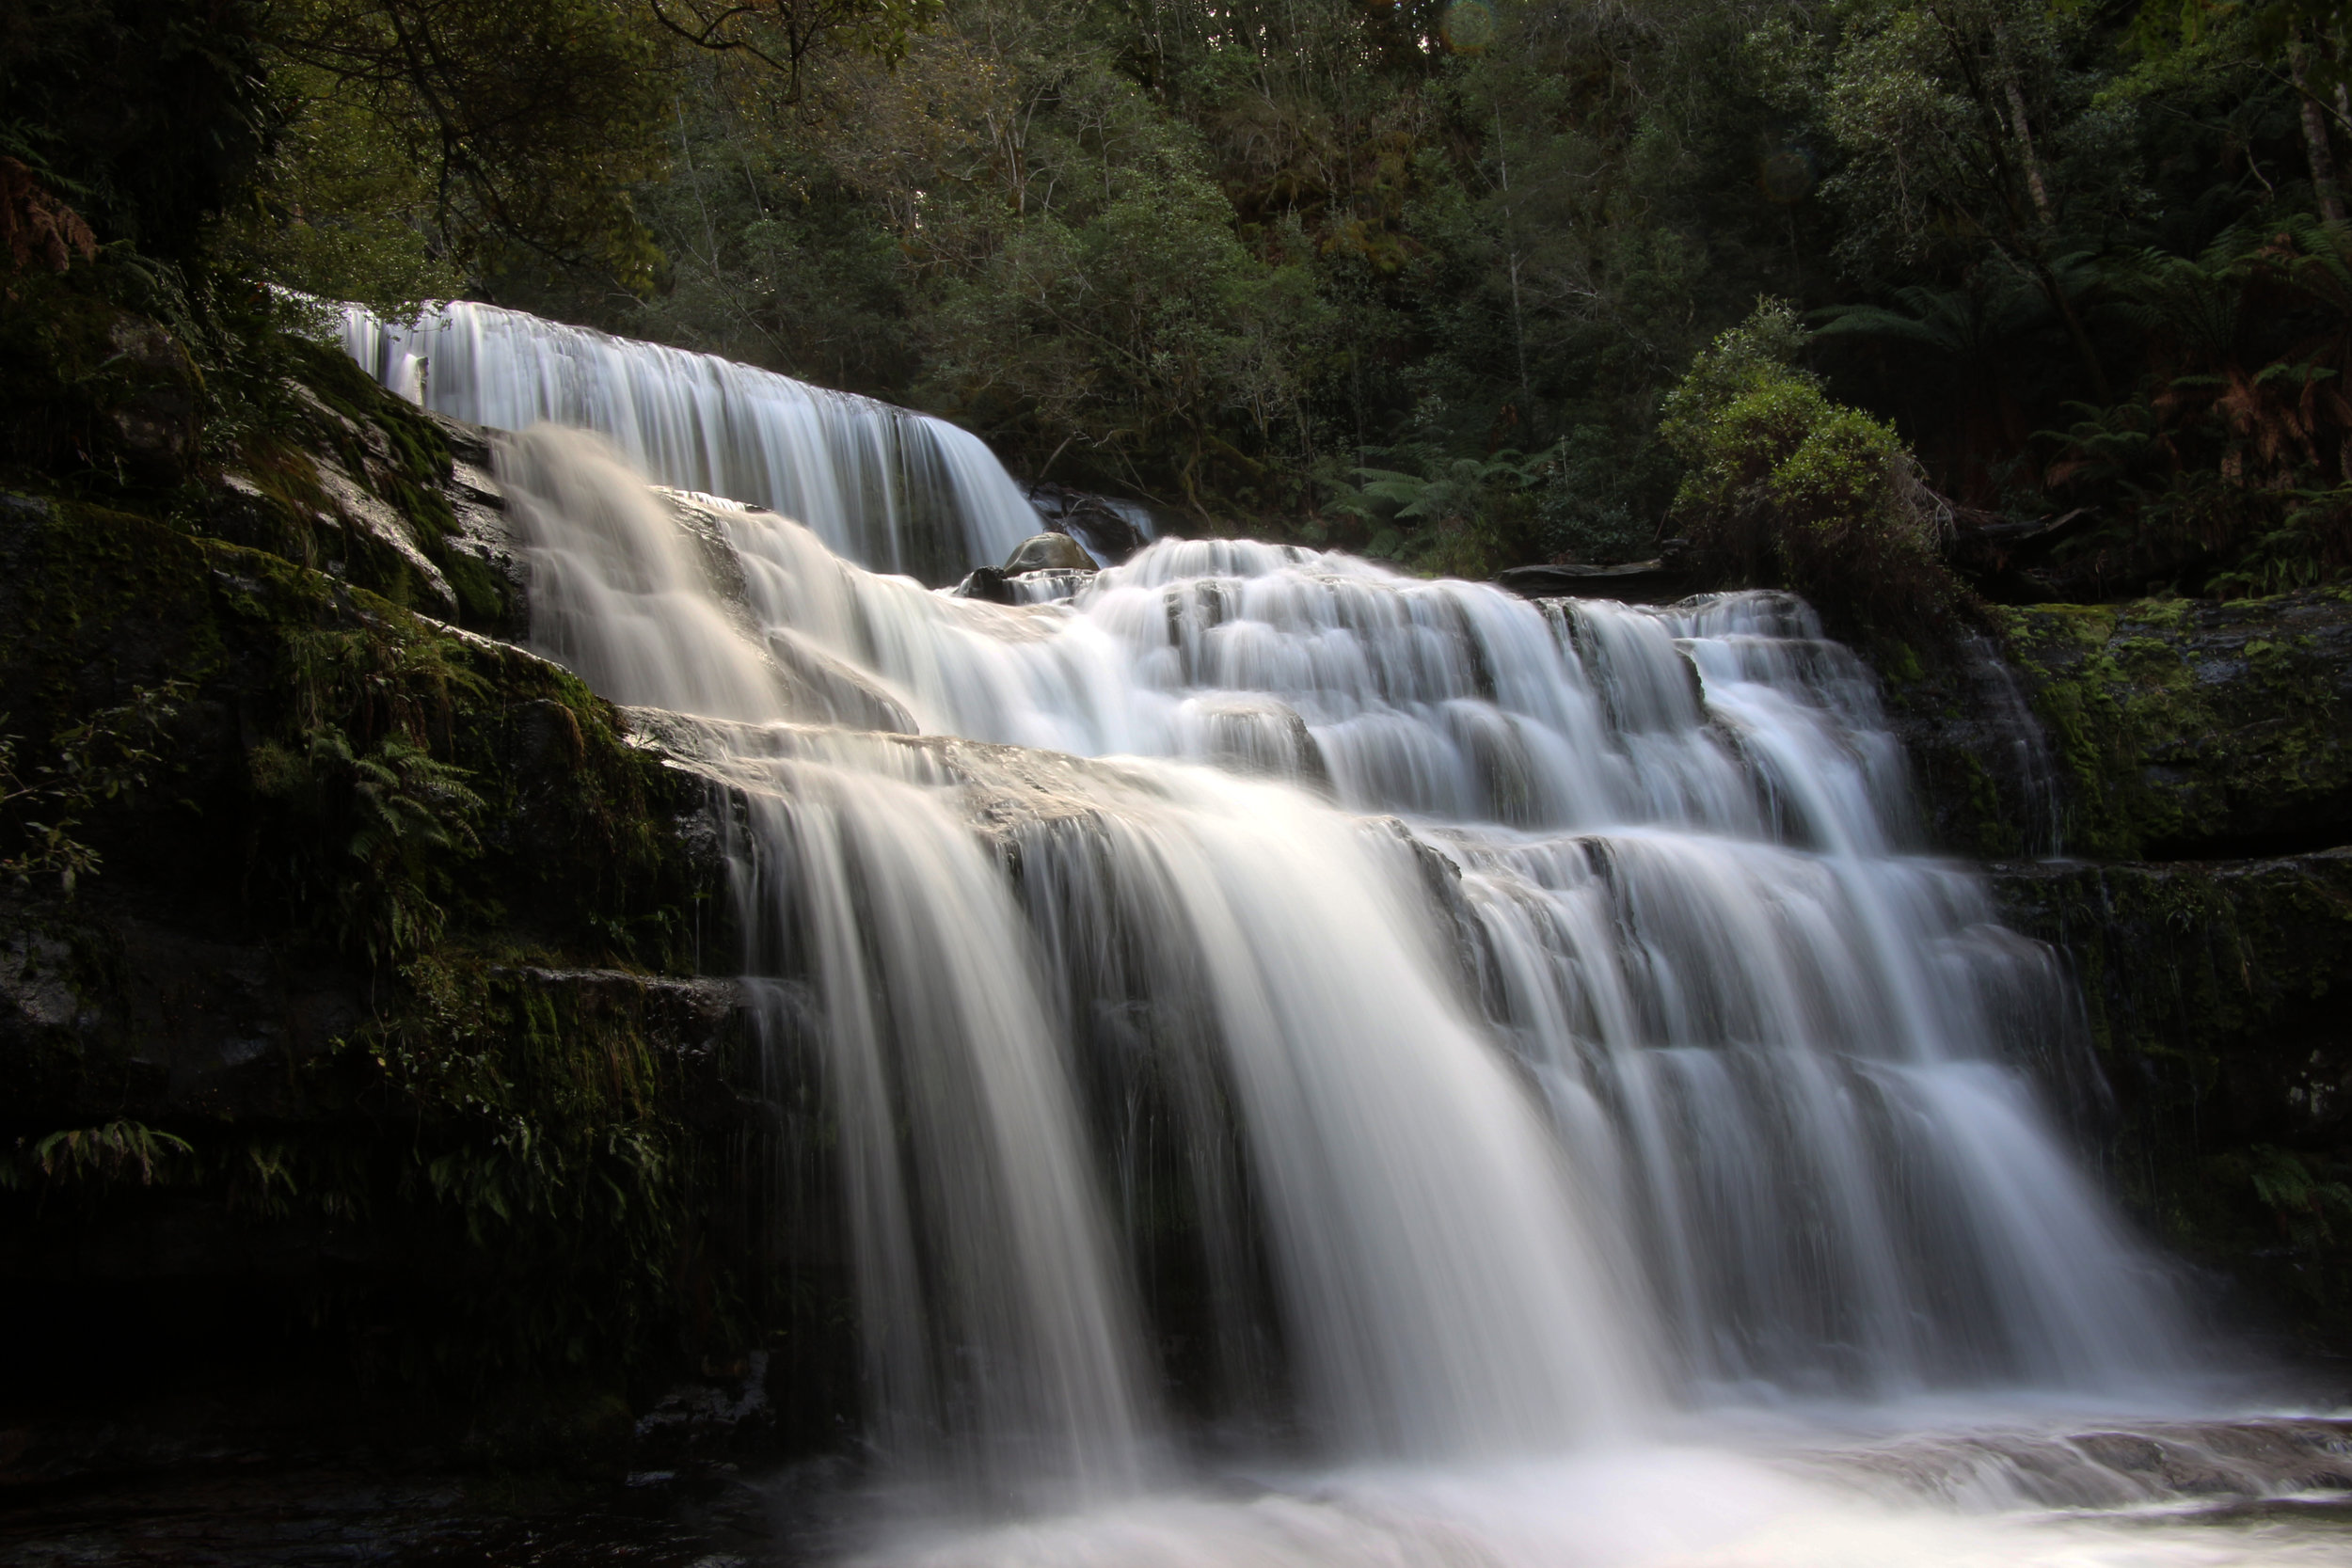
(492, 423, 2194, 1507)
(340, 302, 1041, 583)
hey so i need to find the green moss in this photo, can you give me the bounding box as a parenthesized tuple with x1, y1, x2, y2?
(0, 445, 758, 1395)
(2000, 593, 2352, 857)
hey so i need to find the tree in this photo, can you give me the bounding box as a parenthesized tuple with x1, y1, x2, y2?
(0, 0, 277, 261)
(1756, 0, 2134, 402)
(253, 0, 673, 292)
(645, 0, 942, 107)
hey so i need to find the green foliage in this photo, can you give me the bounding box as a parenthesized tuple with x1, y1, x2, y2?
(13, 0, 2352, 600)
(2037, 217, 2352, 595)
(1661, 301, 1962, 636)
(0, 680, 188, 896)
(255, 726, 489, 968)
(1535, 421, 1674, 566)
(2234, 1143, 2352, 1247)
(1322, 422, 1549, 576)
(220, 77, 466, 316)
(248, 0, 674, 295)
(5, 1120, 196, 1190)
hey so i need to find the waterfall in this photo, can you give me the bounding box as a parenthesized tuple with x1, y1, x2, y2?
(342, 301, 1041, 581)
(492, 421, 2188, 1504)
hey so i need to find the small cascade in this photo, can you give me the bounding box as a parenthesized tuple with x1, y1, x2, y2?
(342, 301, 1040, 581)
(491, 425, 2191, 1504)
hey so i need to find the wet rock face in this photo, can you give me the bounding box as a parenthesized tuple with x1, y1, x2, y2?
(1998, 593, 2352, 859)
(1889, 592, 2352, 860)
(0, 418, 800, 1447)
(1878, 594, 2352, 1355)
(1993, 850, 2352, 1142)
(1880, 631, 2070, 860)
(1991, 848, 2352, 1354)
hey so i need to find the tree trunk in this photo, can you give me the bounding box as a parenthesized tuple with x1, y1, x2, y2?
(2294, 37, 2347, 224)
(2003, 78, 2055, 226)
(1494, 106, 1532, 406)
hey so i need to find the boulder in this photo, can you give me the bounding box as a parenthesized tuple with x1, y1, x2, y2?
(1026, 482, 1150, 562)
(1003, 531, 1098, 574)
(952, 564, 1017, 604)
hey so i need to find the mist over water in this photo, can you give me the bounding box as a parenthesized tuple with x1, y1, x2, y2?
(479, 412, 2318, 1562)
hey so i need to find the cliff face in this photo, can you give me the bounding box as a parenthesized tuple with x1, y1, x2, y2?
(0, 277, 840, 1488)
(1890, 595, 2352, 1361)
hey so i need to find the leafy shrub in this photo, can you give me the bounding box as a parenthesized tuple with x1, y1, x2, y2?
(1325, 445, 1546, 578)
(1660, 300, 1963, 638)
(1535, 422, 1673, 565)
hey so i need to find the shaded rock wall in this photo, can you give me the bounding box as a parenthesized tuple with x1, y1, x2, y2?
(0, 295, 850, 1485)
(1986, 849, 2352, 1358)
(1893, 594, 2352, 1360)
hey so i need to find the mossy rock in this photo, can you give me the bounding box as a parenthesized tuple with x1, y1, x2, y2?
(0, 265, 519, 635)
(0, 471, 830, 1413)
(1992, 850, 2352, 1355)
(1996, 593, 2352, 859)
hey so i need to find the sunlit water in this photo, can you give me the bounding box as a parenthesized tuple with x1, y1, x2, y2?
(473, 419, 2340, 1564)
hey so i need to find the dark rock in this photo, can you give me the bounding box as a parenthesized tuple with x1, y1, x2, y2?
(1005, 566, 1094, 603)
(952, 564, 1017, 604)
(0, 273, 202, 489)
(97, 315, 200, 482)
(1496, 560, 1692, 604)
(1991, 848, 2352, 1354)
(1993, 848, 2352, 1145)
(629, 1349, 775, 1468)
(1994, 593, 2352, 859)
(1026, 481, 1151, 562)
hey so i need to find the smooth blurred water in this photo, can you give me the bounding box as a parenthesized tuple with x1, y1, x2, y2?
(485, 420, 2292, 1560)
(342, 301, 1039, 581)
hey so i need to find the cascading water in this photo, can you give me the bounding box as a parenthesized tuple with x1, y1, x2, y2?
(342, 301, 1040, 581)
(485, 418, 2324, 1565)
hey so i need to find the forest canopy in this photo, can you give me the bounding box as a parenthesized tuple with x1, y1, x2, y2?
(8, 0, 2352, 606)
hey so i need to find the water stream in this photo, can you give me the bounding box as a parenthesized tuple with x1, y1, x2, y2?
(358, 335, 2342, 1560)
(342, 301, 1040, 581)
